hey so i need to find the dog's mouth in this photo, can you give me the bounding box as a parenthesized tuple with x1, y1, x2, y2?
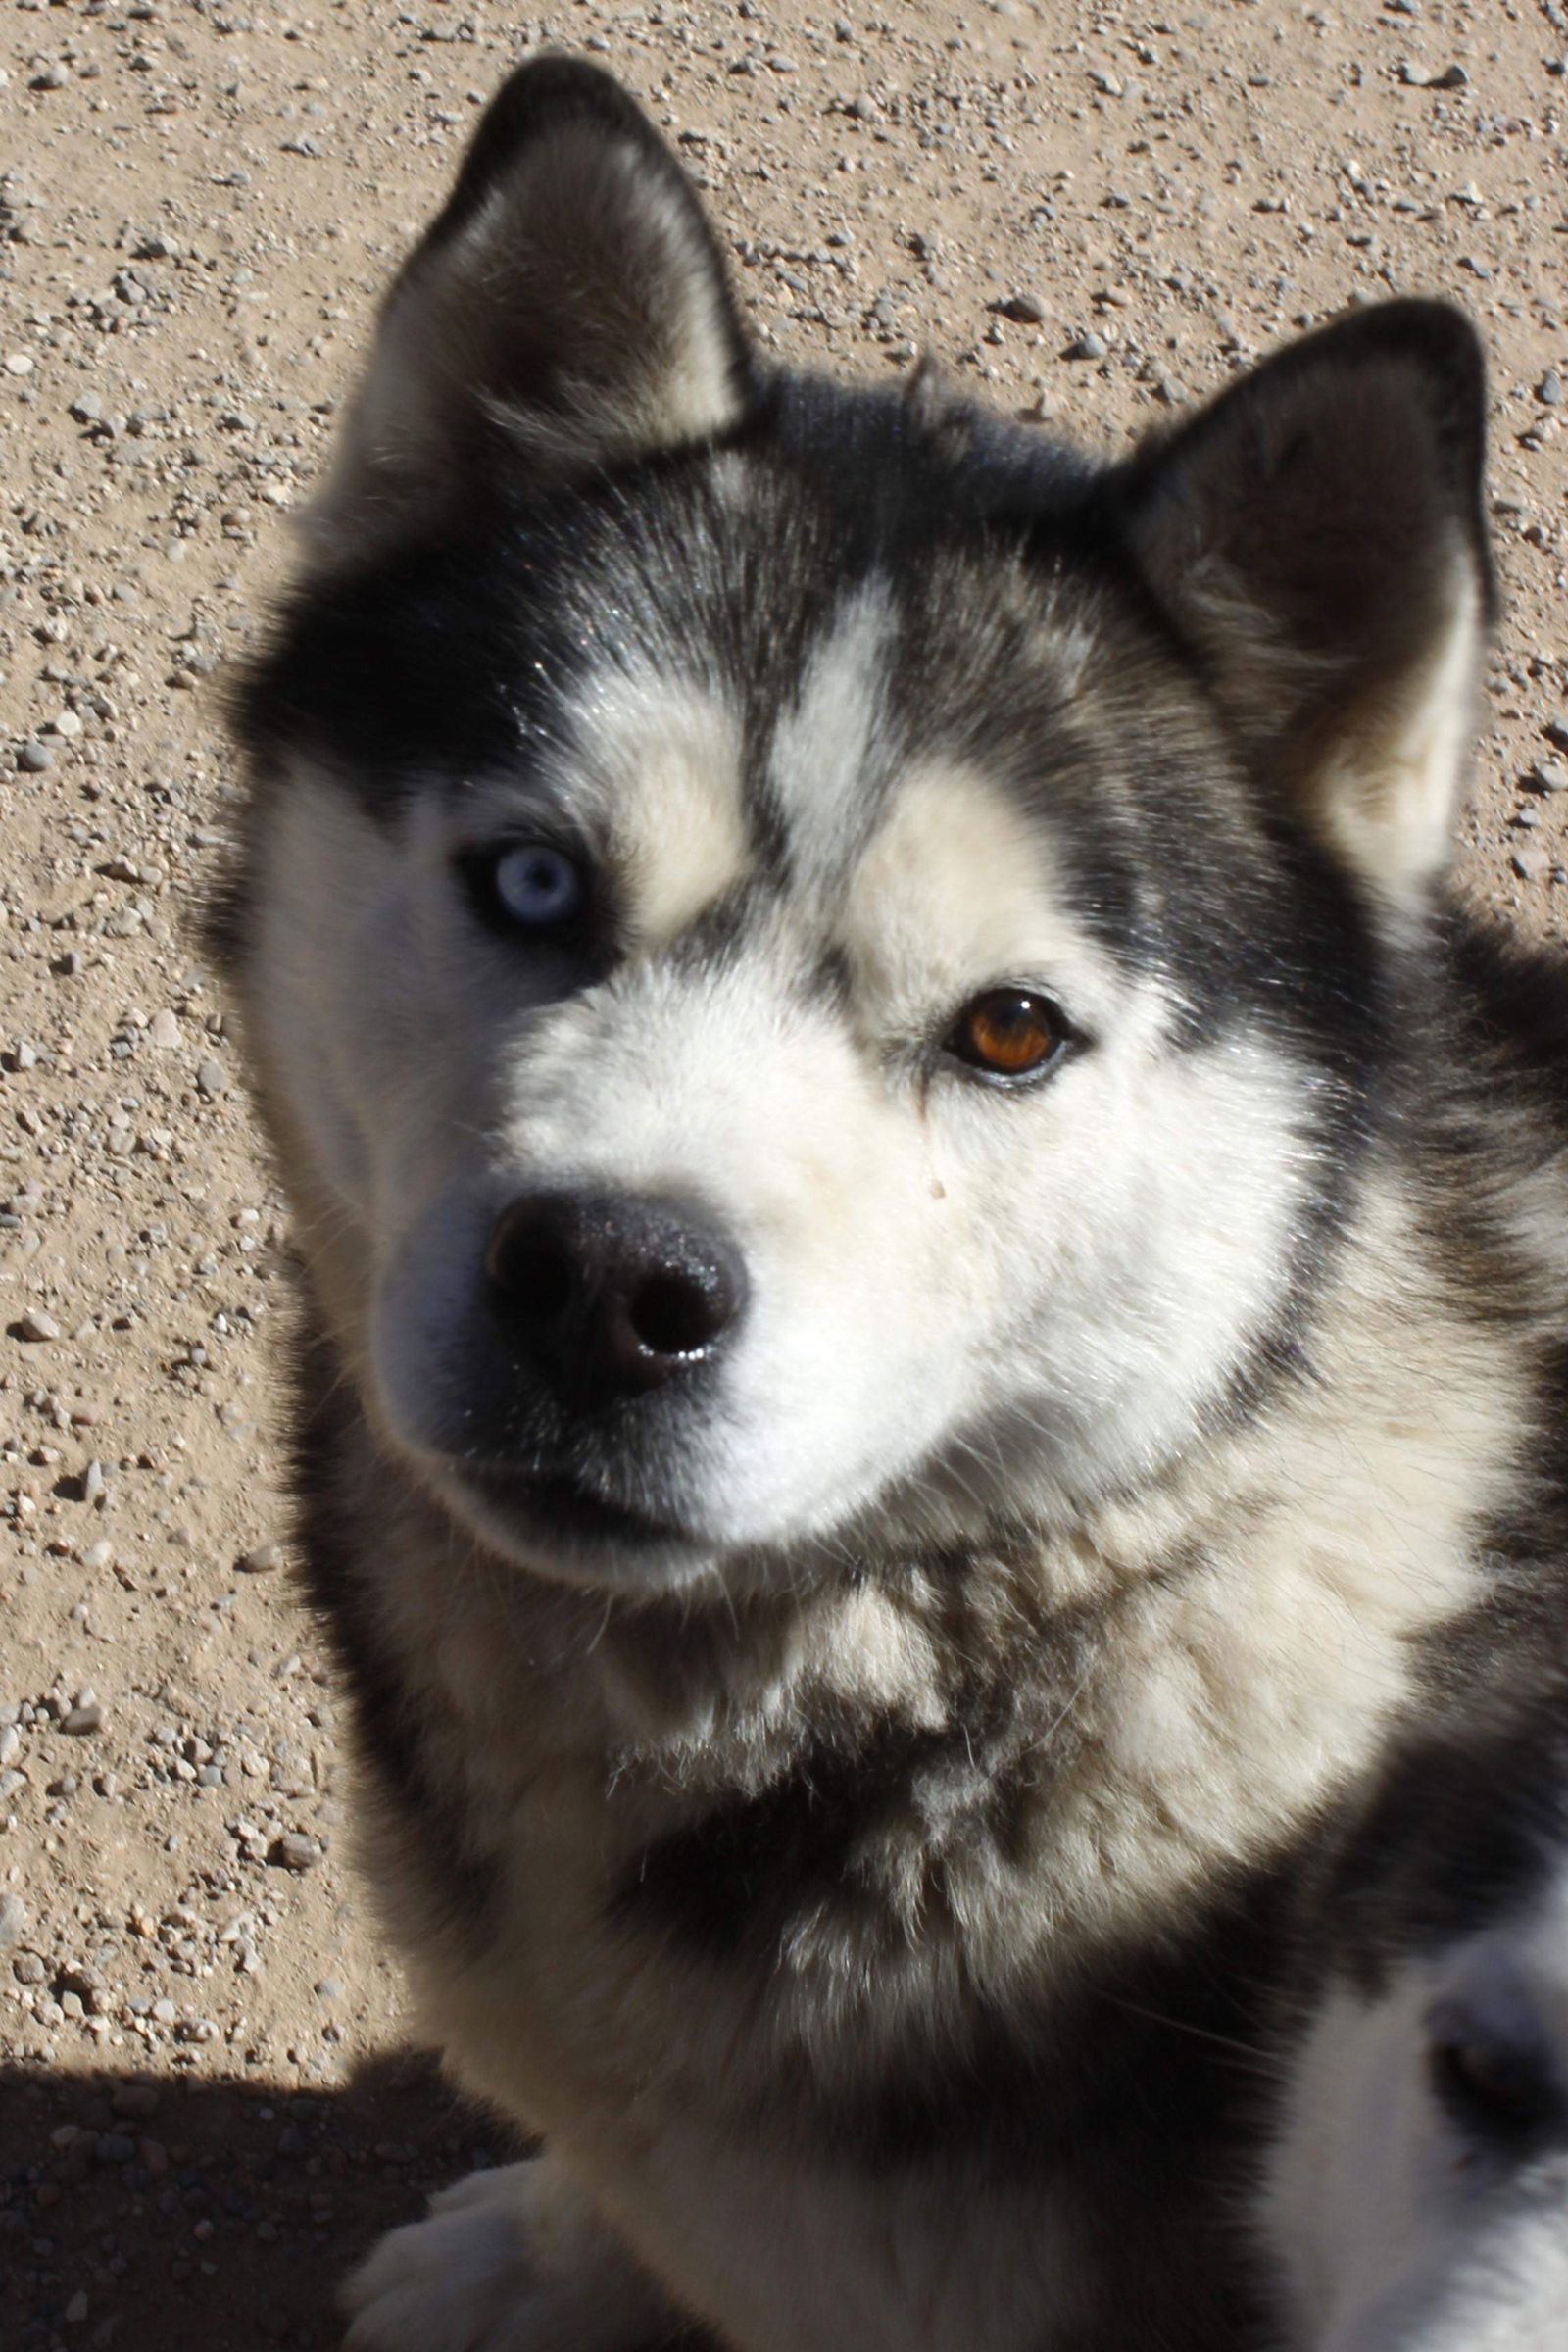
(467, 1463, 682, 1544)
(437, 1456, 709, 1581)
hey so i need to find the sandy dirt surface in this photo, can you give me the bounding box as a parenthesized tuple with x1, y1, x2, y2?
(2, 0, 1568, 2344)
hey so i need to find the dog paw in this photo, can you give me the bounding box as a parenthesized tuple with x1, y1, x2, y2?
(341, 2156, 675, 2352)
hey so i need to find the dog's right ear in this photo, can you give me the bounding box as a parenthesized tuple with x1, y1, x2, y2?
(304, 58, 752, 557)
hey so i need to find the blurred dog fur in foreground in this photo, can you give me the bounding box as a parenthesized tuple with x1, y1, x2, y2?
(1266, 1671, 1568, 2352)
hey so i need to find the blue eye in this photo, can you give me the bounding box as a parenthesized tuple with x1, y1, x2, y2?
(487, 844, 583, 929)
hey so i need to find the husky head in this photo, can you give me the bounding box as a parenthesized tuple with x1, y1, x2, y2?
(223, 59, 1493, 1593)
(1263, 1689, 1568, 2352)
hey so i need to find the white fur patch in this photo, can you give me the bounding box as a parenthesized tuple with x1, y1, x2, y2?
(844, 759, 1121, 1034)
(342, 2156, 673, 2352)
(564, 665, 749, 948)
(767, 583, 895, 891)
(1320, 564, 1482, 913)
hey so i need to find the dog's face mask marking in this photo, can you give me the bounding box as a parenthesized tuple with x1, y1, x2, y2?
(227, 62, 1491, 1593)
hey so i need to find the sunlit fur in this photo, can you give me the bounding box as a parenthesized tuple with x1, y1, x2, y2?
(219, 58, 1568, 2352)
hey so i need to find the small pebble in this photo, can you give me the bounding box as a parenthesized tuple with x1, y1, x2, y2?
(1513, 844, 1550, 881)
(272, 1832, 322, 1873)
(0, 1892, 25, 1948)
(19, 1307, 61, 1343)
(1399, 59, 1467, 88)
(148, 1007, 181, 1050)
(1539, 372, 1564, 408)
(16, 740, 53, 774)
(1063, 330, 1107, 361)
(995, 291, 1046, 324)
(62, 1699, 104, 1737)
(195, 1057, 227, 1100)
(1531, 760, 1568, 795)
(239, 1543, 283, 1574)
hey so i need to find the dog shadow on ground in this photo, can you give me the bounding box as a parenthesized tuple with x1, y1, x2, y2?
(1, 2046, 516, 2352)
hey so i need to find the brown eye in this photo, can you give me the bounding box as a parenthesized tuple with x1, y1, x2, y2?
(949, 989, 1067, 1082)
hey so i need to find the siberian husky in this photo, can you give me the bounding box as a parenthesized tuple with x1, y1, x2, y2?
(1264, 1672, 1568, 2351)
(219, 54, 1568, 2352)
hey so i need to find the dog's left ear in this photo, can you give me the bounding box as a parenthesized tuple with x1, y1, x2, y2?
(305, 57, 752, 556)
(1120, 302, 1492, 901)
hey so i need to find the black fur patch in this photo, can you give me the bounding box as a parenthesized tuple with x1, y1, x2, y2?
(197, 858, 249, 977)
(1449, 913, 1568, 1121)
(230, 511, 568, 796)
(615, 1711, 1010, 1968)
(1313, 1679, 1568, 1997)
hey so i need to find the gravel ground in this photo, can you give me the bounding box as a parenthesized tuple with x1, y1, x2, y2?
(3, 0, 1568, 2345)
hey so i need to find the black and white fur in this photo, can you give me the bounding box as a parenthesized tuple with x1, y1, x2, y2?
(218, 57, 1568, 2351)
(1265, 1673, 1568, 2351)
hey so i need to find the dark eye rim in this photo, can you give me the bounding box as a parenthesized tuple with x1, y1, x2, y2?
(454, 838, 597, 945)
(940, 985, 1081, 1090)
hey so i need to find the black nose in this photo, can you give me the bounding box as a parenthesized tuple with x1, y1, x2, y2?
(484, 1189, 749, 1406)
